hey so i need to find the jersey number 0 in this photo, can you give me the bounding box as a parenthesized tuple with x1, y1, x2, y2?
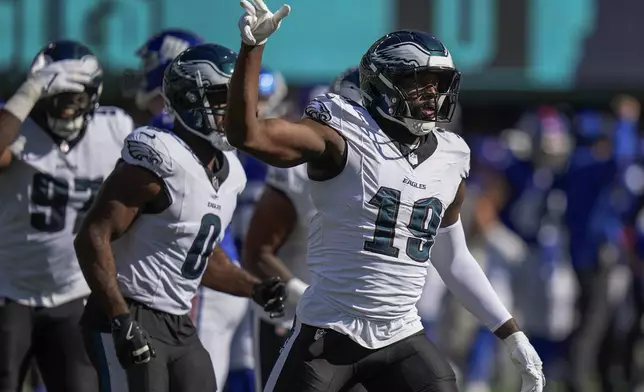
(363, 186, 443, 263)
(182, 213, 222, 279)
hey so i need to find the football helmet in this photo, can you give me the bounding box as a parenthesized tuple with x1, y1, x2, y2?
(258, 67, 288, 118)
(163, 43, 236, 151)
(124, 29, 204, 111)
(29, 40, 103, 139)
(329, 66, 363, 105)
(359, 30, 460, 136)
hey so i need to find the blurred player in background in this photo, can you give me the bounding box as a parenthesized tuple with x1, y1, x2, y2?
(603, 95, 644, 392)
(232, 66, 289, 249)
(564, 99, 640, 392)
(124, 29, 257, 391)
(226, 2, 544, 391)
(76, 43, 287, 392)
(243, 67, 361, 390)
(243, 160, 314, 390)
(227, 65, 290, 392)
(624, 141, 644, 390)
(0, 40, 134, 392)
(477, 107, 577, 391)
(449, 135, 525, 392)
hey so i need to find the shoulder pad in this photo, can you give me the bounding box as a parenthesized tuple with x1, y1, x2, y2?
(302, 92, 372, 143)
(121, 127, 174, 178)
(434, 128, 471, 179)
(94, 106, 135, 139)
(303, 93, 363, 126)
(95, 106, 133, 124)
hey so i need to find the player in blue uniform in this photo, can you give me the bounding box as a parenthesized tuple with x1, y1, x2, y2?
(462, 106, 576, 392)
(566, 99, 640, 392)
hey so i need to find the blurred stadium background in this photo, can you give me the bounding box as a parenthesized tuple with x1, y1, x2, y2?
(5, 0, 644, 391)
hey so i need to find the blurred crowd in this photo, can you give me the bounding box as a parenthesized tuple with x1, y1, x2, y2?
(415, 95, 644, 392)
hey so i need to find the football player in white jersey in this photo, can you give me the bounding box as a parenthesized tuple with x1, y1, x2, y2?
(243, 162, 314, 388)
(223, 2, 546, 392)
(127, 28, 260, 390)
(243, 66, 367, 391)
(75, 43, 287, 392)
(0, 40, 133, 392)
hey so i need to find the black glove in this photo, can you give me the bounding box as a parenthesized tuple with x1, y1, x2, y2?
(252, 277, 287, 318)
(111, 314, 156, 369)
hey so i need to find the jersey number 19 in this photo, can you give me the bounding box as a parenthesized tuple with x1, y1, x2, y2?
(363, 186, 443, 263)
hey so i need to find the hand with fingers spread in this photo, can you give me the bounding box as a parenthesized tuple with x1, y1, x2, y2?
(4, 58, 100, 122)
(32, 58, 100, 98)
(238, 0, 291, 46)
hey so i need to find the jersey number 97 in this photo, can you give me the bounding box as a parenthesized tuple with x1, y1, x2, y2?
(30, 173, 103, 233)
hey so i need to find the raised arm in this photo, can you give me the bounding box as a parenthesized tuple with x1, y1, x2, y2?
(226, 1, 345, 169)
(226, 44, 339, 168)
(0, 59, 95, 169)
(74, 161, 167, 318)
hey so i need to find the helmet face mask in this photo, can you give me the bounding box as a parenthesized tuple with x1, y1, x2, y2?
(163, 43, 237, 151)
(30, 40, 103, 140)
(167, 82, 227, 131)
(388, 68, 459, 124)
(360, 30, 461, 136)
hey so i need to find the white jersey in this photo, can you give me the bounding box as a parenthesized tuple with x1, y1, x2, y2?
(296, 93, 470, 349)
(255, 164, 315, 327)
(114, 127, 246, 315)
(265, 164, 315, 284)
(0, 107, 134, 307)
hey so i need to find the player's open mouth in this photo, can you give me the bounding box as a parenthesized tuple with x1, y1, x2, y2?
(59, 107, 79, 119)
(421, 108, 435, 117)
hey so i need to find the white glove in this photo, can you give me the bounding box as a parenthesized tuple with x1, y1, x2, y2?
(31, 58, 100, 97)
(4, 58, 99, 121)
(504, 332, 546, 392)
(238, 0, 291, 46)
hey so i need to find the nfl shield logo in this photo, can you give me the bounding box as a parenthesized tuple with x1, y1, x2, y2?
(408, 152, 418, 166)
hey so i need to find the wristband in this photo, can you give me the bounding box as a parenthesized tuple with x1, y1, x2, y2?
(286, 278, 308, 304)
(4, 80, 41, 122)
